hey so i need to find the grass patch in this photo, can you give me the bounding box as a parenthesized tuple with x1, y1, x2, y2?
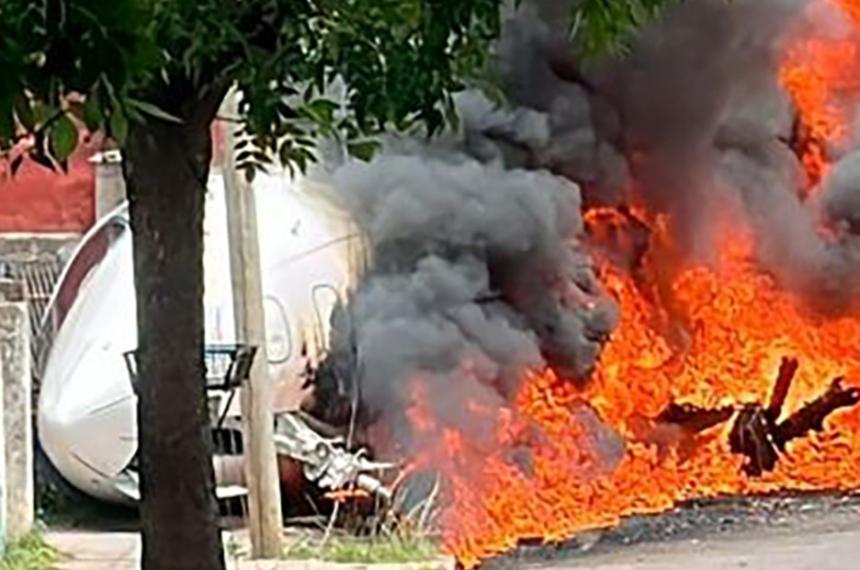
(0, 532, 58, 570)
(284, 534, 439, 564)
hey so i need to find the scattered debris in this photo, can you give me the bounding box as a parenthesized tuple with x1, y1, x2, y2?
(765, 357, 798, 426)
(273, 412, 396, 502)
(729, 404, 778, 476)
(656, 402, 735, 434)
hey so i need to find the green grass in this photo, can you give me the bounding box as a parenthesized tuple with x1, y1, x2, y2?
(284, 534, 439, 564)
(0, 533, 58, 570)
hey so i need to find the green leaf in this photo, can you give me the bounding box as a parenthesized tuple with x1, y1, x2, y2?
(32, 102, 54, 126)
(49, 114, 79, 163)
(303, 99, 339, 126)
(278, 141, 293, 167)
(110, 109, 128, 145)
(347, 140, 381, 162)
(13, 95, 35, 131)
(127, 99, 182, 124)
(83, 92, 103, 132)
(123, 104, 144, 123)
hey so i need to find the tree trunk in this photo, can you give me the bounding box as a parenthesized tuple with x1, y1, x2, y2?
(122, 106, 225, 570)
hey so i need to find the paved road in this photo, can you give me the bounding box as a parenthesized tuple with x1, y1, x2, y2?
(47, 517, 860, 569)
(529, 525, 860, 570)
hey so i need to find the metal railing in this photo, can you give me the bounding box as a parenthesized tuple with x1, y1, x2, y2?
(123, 344, 258, 392)
(0, 256, 65, 386)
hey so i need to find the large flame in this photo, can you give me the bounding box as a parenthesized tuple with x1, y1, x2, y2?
(779, 0, 860, 193)
(388, 3, 860, 567)
(402, 218, 860, 569)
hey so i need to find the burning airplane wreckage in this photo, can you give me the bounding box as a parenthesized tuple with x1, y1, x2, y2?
(34, 0, 860, 567)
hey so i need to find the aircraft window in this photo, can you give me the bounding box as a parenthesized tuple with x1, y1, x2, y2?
(311, 284, 342, 344)
(264, 295, 292, 364)
(51, 219, 127, 333)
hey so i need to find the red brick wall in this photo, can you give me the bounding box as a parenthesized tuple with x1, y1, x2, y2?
(0, 139, 98, 233)
(0, 122, 228, 234)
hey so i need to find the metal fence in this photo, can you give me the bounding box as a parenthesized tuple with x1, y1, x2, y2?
(0, 256, 65, 387)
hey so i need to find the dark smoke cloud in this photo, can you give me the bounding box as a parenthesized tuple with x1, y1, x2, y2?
(493, 0, 860, 310)
(325, 145, 616, 442)
(311, 0, 860, 451)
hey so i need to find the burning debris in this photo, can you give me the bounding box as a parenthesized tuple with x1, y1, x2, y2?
(630, 402, 734, 463)
(729, 358, 860, 475)
(272, 412, 394, 502)
(633, 357, 860, 477)
(780, 0, 860, 192)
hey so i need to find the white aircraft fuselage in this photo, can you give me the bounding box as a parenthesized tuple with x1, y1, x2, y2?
(37, 170, 362, 503)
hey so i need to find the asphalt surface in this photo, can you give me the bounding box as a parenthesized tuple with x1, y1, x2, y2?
(484, 493, 860, 570)
(525, 524, 860, 570)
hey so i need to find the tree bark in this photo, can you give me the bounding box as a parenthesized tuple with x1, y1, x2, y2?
(122, 100, 226, 570)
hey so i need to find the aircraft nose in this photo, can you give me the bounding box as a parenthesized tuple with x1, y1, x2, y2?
(39, 341, 138, 479)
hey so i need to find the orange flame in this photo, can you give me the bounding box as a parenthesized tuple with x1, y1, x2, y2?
(387, 5, 860, 565)
(779, 0, 860, 194)
(398, 216, 860, 569)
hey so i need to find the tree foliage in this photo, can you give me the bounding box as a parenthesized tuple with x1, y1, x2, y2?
(0, 0, 503, 177)
(0, 0, 676, 178)
(571, 0, 679, 56)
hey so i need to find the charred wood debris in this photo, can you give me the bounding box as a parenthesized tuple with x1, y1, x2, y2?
(643, 357, 860, 476)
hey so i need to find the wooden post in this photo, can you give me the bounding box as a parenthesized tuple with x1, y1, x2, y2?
(221, 93, 283, 558)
